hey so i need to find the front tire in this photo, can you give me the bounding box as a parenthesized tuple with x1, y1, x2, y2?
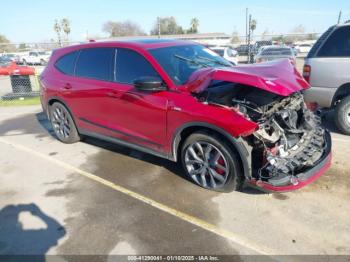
(49, 102, 80, 143)
(335, 96, 350, 135)
(181, 131, 243, 192)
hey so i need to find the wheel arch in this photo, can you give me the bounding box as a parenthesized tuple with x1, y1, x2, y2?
(47, 97, 79, 130)
(332, 83, 350, 107)
(171, 122, 252, 180)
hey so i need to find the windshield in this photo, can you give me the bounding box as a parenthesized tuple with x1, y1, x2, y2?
(150, 44, 232, 85)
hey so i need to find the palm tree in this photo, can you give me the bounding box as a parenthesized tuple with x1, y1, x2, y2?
(190, 18, 199, 33)
(250, 19, 257, 37)
(53, 19, 62, 47)
(61, 18, 71, 43)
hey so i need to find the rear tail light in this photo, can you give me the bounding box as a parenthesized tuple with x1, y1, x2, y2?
(289, 58, 295, 66)
(305, 102, 318, 112)
(303, 65, 311, 83)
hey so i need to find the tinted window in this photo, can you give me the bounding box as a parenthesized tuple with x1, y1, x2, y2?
(115, 49, 159, 84)
(76, 48, 115, 81)
(307, 26, 335, 58)
(55, 51, 79, 75)
(317, 26, 350, 57)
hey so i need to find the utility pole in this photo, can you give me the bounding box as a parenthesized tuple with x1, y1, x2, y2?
(157, 17, 161, 38)
(245, 8, 248, 45)
(338, 10, 342, 24)
(247, 14, 252, 63)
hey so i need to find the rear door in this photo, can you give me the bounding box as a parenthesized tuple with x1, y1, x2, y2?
(308, 26, 350, 88)
(62, 47, 116, 134)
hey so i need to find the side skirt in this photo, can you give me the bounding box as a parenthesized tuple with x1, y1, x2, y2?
(79, 129, 171, 161)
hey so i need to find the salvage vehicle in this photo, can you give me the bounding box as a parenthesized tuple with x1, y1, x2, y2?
(40, 39, 332, 192)
(21, 51, 51, 65)
(255, 46, 296, 64)
(0, 58, 35, 76)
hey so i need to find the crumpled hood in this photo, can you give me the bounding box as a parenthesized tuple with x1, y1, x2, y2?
(186, 59, 310, 96)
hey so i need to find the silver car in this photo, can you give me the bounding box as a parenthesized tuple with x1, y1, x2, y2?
(303, 22, 350, 134)
(255, 46, 296, 64)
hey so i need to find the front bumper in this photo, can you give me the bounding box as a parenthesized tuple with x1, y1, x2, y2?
(248, 130, 332, 192)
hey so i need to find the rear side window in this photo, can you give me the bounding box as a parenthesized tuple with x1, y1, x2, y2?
(115, 48, 159, 84)
(307, 26, 335, 58)
(317, 26, 350, 57)
(55, 51, 79, 76)
(75, 48, 115, 81)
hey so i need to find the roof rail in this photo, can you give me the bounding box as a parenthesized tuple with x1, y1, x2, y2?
(344, 20, 350, 24)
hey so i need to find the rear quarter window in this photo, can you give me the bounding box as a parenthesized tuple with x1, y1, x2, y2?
(317, 26, 350, 57)
(55, 51, 79, 76)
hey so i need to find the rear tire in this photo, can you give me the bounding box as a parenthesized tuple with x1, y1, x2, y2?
(49, 102, 80, 143)
(335, 96, 350, 135)
(181, 131, 243, 192)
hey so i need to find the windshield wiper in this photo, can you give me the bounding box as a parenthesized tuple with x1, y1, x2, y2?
(173, 54, 209, 67)
(195, 55, 231, 67)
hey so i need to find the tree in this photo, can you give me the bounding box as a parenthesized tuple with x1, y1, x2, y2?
(189, 18, 199, 34)
(61, 18, 71, 42)
(19, 43, 27, 50)
(0, 34, 15, 53)
(150, 17, 184, 35)
(261, 29, 270, 40)
(250, 19, 257, 36)
(230, 31, 240, 44)
(102, 20, 145, 37)
(54, 19, 62, 46)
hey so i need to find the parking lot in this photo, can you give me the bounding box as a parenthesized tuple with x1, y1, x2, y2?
(0, 104, 349, 258)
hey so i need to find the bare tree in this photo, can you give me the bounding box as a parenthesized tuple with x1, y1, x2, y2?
(189, 18, 199, 33)
(0, 34, 15, 52)
(61, 18, 71, 42)
(103, 20, 145, 37)
(230, 31, 241, 44)
(150, 17, 184, 35)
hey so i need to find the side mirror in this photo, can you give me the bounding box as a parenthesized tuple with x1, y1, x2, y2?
(134, 77, 166, 91)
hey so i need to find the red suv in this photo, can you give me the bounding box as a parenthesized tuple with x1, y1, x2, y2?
(40, 39, 332, 192)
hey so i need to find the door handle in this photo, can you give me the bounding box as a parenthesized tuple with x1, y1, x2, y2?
(63, 83, 72, 90)
(107, 90, 122, 98)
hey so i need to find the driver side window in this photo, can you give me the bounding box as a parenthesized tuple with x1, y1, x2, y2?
(115, 48, 160, 84)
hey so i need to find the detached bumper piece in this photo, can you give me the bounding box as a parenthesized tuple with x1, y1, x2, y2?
(250, 131, 332, 192)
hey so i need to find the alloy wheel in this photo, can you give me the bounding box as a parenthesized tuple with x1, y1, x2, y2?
(51, 106, 71, 139)
(184, 141, 229, 189)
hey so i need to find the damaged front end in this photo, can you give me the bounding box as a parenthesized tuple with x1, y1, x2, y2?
(189, 60, 332, 192)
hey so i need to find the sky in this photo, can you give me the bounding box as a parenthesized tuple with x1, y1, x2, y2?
(0, 0, 349, 43)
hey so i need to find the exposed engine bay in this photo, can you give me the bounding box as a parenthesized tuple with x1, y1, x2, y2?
(194, 81, 327, 186)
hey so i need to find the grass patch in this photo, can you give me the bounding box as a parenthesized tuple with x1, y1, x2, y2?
(0, 96, 41, 106)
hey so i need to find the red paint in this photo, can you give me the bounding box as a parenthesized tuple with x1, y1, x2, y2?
(0, 62, 35, 76)
(40, 40, 330, 192)
(187, 59, 310, 96)
(249, 153, 332, 192)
